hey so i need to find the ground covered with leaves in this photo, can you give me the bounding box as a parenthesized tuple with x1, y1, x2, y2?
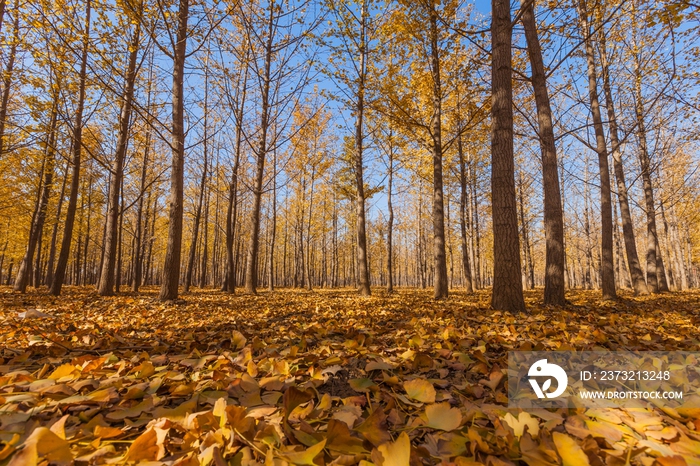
(2, 286, 700, 465)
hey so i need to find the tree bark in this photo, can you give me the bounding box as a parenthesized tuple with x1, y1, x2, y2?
(490, 0, 525, 312)
(99, 21, 140, 296)
(522, 0, 565, 304)
(577, 0, 616, 300)
(159, 0, 189, 301)
(50, 0, 91, 296)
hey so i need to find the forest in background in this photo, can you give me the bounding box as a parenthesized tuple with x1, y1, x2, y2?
(0, 0, 698, 309)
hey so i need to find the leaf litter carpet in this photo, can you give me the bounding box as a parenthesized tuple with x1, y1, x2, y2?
(2, 286, 700, 465)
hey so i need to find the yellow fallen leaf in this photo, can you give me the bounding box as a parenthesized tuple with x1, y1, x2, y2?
(94, 425, 124, 439)
(424, 402, 462, 431)
(403, 378, 436, 403)
(501, 412, 539, 438)
(553, 432, 590, 466)
(47, 363, 79, 381)
(50, 414, 69, 440)
(279, 439, 326, 465)
(8, 427, 72, 466)
(124, 424, 169, 462)
(376, 431, 411, 466)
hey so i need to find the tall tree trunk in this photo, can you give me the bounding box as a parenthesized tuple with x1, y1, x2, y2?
(160, 0, 189, 301)
(470, 157, 481, 288)
(114, 183, 123, 291)
(491, 0, 525, 311)
(354, 0, 371, 296)
(632, 54, 668, 293)
(386, 132, 395, 293)
(132, 112, 151, 290)
(15, 101, 59, 292)
(599, 26, 648, 295)
(268, 146, 277, 291)
(458, 131, 473, 293)
(305, 167, 316, 291)
(50, 0, 91, 296)
(200, 175, 210, 287)
(0, 0, 19, 159)
(46, 159, 69, 288)
(518, 171, 535, 290)
(522, 0, 565, 304)
(659, 197, 677, 289)
(428, 2, 448, 299)
(583, 164, 593, 289)
(223, 61, 248, 292)
(244, 2, 274, 295)
(577, 0, 616, 300)
(184, 63, 209, 293)
(99, 22, 141, 296)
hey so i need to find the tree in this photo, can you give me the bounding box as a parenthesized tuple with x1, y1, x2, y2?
(491, 0, 525, 312)
(98, 14, 142, 296)
(158, 0, 190, 301)
(597, 14, 648, 295)
(0, 0, 19, 159)
(320, 0, 375, 296)
(576, 0, 616, 300)
(50, 0, 91, 296)
(521, 0, 566, 305)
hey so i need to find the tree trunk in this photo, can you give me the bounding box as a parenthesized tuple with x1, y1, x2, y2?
(386, 132, 394, 293)
(306, 167, 316, 291)
(184, 64, 209, 293)
(428, 2, 448, 299)
(578, 0, 616, 300)
(132, 85, 152, 291)
(583, 163, 593, 289)
(490, 0, 525, 312)
(46, 159, 69, 289)
(114, 183, 123, 291)
(599, 27, 648, 295)
(200, 174, 210, 287)
(50, 0, 91, 296)
(244, 3, 274, 295)
(159, 0, 189, 301)
(633, 53, 668, 293)
(518, 171, 535, 290)
(354, 0, 371, 296)
(99, 22, 140, 296)
(223, 62, 248, 293)
(0, 0, 19, 159)
(15, 102, 59, 292)
(458, 136, 473, 293)
(268, 147, 277, 291)
(522, 0, 565, 304)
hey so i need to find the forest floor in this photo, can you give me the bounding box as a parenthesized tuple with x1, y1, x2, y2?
(1, 286, 700, 465)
